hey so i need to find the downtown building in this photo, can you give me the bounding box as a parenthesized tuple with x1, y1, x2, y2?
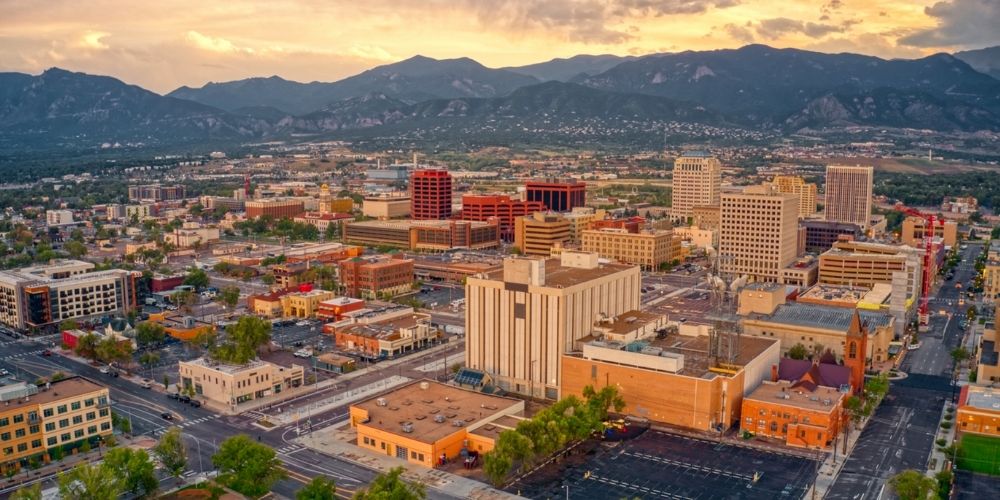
(771, 176, 818, 217)
(824, 165, 874, 229)
(245, 198, 306, 219)
(524, 180, 586, 212)
(0, 260, 139, 330)
(410, 170, 453, 220)
(580, 227, 682, 271)
(671, 152, 721, 222)
(460, 194, 545, 241)
(718, 185, 800, 281)
(127, 184, 186, 202)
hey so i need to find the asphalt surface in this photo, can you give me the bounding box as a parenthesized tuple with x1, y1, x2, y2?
(825, 243, 982, 500)
(511, 429, 818, 500)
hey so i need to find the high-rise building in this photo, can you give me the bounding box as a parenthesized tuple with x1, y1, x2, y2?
(824, 165, 873, 229)
(799, 220, 863, 254)
(671, 152, 721, 222)
(718, 185, 799, 281)
(460, 194, 545, 241)
(465, 251, 640, 399)
(771, 176, 818, 217)
(514, 212, 571, 256)
(524, 180, 586, 212)
(410, 170, 452, 220)
(581, 228, 682, 271)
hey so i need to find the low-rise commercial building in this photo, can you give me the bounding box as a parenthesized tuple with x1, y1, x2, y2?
(410, 257, 503, 284)
(0, 377, 112, 474)
(343, 219, 500, 251)
(975, 314, 999, 384)
(581, 227, 682, 271)
(514, 212, 571, 256)
(983, 261, 1000, 301)
(163, 223, 220, 248)
(146, 313, 215, 341)
(901, 217, 958, 248)
(957, 385, 1000, 438)
(178, 358, 304, 411)
(563, 207, 607, 243)
(339, 256, 415, 299)
(294, 212, 354, 234)
(333, 312, 438, 359)
(281, 289, 337, 318)
(349, 380, 525, 467)
(741, 367, 846, 449)
(316, 297, 367, 321)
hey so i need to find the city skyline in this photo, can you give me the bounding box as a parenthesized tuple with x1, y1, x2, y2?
(1, 0, 997, 93)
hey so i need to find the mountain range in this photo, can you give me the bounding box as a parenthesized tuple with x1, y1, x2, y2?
(3, 44, 1000, 153)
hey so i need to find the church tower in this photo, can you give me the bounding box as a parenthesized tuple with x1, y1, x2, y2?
(845, 309, 868, 394)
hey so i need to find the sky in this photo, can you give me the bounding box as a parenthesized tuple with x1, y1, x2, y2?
(1, 0, 998, 94)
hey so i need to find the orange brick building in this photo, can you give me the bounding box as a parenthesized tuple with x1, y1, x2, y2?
(339, 256, 414, 299)
(741, 379, 845, 449)
(957, 385, 1000, 438)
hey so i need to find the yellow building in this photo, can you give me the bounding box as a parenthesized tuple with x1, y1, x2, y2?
(0, 377, 112, 473)
(466, 251, 641, 399)
(691, 205, 721, 231)
(672, 152, 721, 222)
(901, 217, 958, 248)
(178, 358, 304, 411)
(349, 380, 524, 467)
(580, 227, 682, 271)
(975, 309, 1000, 384)
(563, 207, 607, 243)
(514, 212, 571, 256)
(771, 175, 818, 217)
(982, 261, 1000, 301)
(280, 289, 336, 318)
(719, 184, 800, 281)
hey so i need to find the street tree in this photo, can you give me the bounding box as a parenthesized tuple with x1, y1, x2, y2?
(217, 286, 241, 310)
(212, 435, 287, 497)
(152, 427, 188, 481)
(57, 463, 122, 500)
(354, 467, 425, 500)
(171, 289, 197, 313)
(96, 336, 130, 366)
(296, 476, 336, 500)
(74, 333, 101, 361)
(787, 343, 808, 360)
(10, 483, 42, 500)
(889, 469, 935, 500)
(212, 316, 271, 364)
(951, 347, 969, 366)
(134, 322, 166, 348)
(103, 447, 157, 498)
(139, 352, 160, 371)
(63, 240, 88, 259)
(184, 267, 210, 290)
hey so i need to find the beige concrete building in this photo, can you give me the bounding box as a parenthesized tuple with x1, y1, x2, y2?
(514, 212, 571, 256)
(362, 194, 411, 219)
(771, 176, 817, 217)
(563, 207, 607, 243)
(163, 223, 221, 248)
(901, 217, 959, 248)
(974, 304, 999, 384)
(581, 228, 682, 271)
(719, 185, 800, 281)
(281, 289, 337, 318)
(691, 205, 721, 231)
(738, 284, 895, 365)
(824, 165, 873, 229)
(672, 153, 721, 222)
(178, 358, 305, 411)
(465, 251, 641, 399)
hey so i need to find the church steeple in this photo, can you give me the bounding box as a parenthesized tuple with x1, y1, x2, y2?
(844, 309, 868, 394)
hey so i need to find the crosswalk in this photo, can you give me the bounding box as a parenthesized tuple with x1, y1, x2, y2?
(176, 415, 219, 428)
(1, 349, 45, 361)
(241, 410, 268, 420)
(277, 444, 304, 454)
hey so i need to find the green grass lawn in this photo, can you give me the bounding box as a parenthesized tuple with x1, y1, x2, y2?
(958, 434, 1000, 476)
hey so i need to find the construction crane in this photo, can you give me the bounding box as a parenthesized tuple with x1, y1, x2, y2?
(895, 203, 945, 325)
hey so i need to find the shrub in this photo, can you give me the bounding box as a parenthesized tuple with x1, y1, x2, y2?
(940, 422, 953, 430)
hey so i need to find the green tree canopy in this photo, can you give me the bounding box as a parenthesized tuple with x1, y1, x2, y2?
(211, 316, 272, 364)
(58, 463, 122, 500)
(152, 427, 188, 479)
(296, 476, 337, 500)
(218, 286, 241, 309)
(10, 483, 42, 500)
(135, 322, 166, 347)
(212, 434, 287, 497)
(353, 467, 425, 500)
(183, 268, 210, 290)
(889, 469, 935, 500)
(787, 343, 808, 360)
(103, 447, 157, 498)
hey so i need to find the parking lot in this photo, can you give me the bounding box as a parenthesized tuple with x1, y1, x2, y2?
(511, 430, 817, 500)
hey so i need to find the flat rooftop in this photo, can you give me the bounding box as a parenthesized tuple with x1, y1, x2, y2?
(595, 310, 664, 336)
(750, 302, 893, 332)
(338, 314, 426, 340)
(745, 380, 844, 412)
(966, 387, 1000, 412)
(0, 377, 106, 411)
(799, 284, 872, 303)
(347, 219, 496, 231)
(579, 333, 777, 378)
(353, 380, 523, 444)
(482, 258, 635, 289)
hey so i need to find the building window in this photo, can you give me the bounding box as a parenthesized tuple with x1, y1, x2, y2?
(57, 405, 67, 414)
(0, 432, 8, 441)
(100, 422, 111, 431)
(72, 416, 83, 424)
(13, 414, 23, 423)
(86, 412, 95, 421)
(59, 419, 69, 428)
(45, 423, 55, 432)
(17, 444, 27, 452)
(74, 429, 84, 438)
(2, 447, 11, 456)
(31, 439, 41, 449)
(71, 402, 81, 411)
(47, 437, 57, 446)
(29, 425, 39, 434)
(85, 398, 94, 407)
(0, 417, 7, 427)
(61, 433, 71, 442)
(15, 429, 25, 438)
(99, 409, 109, 417)
(87, 426, 97, 435)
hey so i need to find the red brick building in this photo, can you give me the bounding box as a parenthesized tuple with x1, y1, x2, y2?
(339, 256, 415, 299)
(525, 180, 586, 212)
(460, 194, 544, 241)
(591, 216, 646, 233)
(410, 170, 452, 220)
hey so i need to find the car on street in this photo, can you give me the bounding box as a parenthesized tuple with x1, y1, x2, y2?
(293, 348, 313, 358)
(908, 341, 922, 350)
(167, 392, 179, 400)
(41, 349, 52, 356)
(139, 379, 153, 389)
(295, 320, 310, 327)
(160, 412, 173, 420)
(190, 400, 202, 408)
(99, 366, 110, 374)
(179, 395, 191, 403)
(0, 369, 9, 376)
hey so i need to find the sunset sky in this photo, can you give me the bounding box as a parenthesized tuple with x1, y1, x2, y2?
(1, 0, 997, 93)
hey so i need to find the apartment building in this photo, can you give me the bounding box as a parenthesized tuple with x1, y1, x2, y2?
(0, 260, 139, 330)
(524, 180, 586, 212)
(671, 152, 721, 222)
(410, 170, 452, 220)
(0, 377, 112, 473)
(771, 176, 818, 217)
(45, 210, 74, 227)
(901, 217, 958, 248)
(824, 165, 873, 229)
(581, 227, 681, 271)
(339, 257, 415, 299)
(985, 261, 1000, 301)
(245, 199, 306, 219)
(128, 184, 186, 202)
(719, 185, 799, 281)
(465, 251, 641, 399)
(178, 358, 304, 411)
(460, 194, 544, 240)
(514, 212, 571, 256)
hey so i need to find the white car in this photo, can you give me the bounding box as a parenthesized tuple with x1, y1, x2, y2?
(99, 366, 110, 374)
(293, 349, 313, 358)
(908, 342, 922, 351)
(295, 320, 310, 327)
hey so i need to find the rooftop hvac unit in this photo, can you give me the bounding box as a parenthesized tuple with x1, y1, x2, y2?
(452, 420, 465, 427)
(401, 423, 413, 433)
(376, 398, 388, 407)
(420, 381, 429, 390)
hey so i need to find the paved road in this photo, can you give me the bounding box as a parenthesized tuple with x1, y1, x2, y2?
(825, 243, 981, 500)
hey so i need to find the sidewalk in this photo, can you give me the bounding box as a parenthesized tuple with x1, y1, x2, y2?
(0, 434, 149, 495)
(298, 424, 522, 500)
(813, 417, 869, 498)
(926, 401, 957, 477)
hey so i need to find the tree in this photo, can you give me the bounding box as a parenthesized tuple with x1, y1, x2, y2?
(152, 427, 187, 481)
(162, 374, 170, 389)
(139, 352, 160, 371)
(787, 343, 808, 360)
(889, 469, 935, 500)
(112, 411, 132, 435)
(96, 336, 130, 366)
(10, 483, 42, 500)
(135, 322, 166, 348)
(951, 347, 969, 366)
(212, 316, 272, 364)
(64, 240, 88, 259)
(58, 463, 122, 500)
(103, 447, 157, 498)
(74, 333, 101, 361)
(353, 467, 425, 500)
(183, 267, 210, 290)
(582, 385, 626, 422)
(171, 289, 197, 313)
(59, 318, 79, 331)
(296, 476, 336, 500)
(69, 228, 85, 242)
(217, 286, 241, 310)
(261, 274, 276, 286)
(212, 435, 287, 497)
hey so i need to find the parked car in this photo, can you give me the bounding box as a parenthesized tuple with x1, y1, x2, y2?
(908, 341, 922, 350)
(293, 349, 313, 358)
(179, 395, 191, 403)
(167, 392, 179, 400)
(139, 379, 153, 389)
(99, 366, 110, 374)
(41, 349, 52, 356)
(190, 400, 202, 408)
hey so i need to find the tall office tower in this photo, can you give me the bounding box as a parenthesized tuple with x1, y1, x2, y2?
(410, 169, 452, 220)
(824, 165, 874, 229)
(671, 152, 721, 222)
(524, 180, 586, 212)
(771, 176, 818, 217)
(465, 251, 640, 400)
(719, 185, 799, 281)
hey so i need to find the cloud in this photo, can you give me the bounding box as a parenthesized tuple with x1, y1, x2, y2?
(348, 44, 396, 62)
(805, 33, 926, 59)
(185, 31, 253, 54)
(722, 23, 755, 43)
(76, 31, 111, 50)
(755, 17, 845, 39)
(899, 0, 1000, 49)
